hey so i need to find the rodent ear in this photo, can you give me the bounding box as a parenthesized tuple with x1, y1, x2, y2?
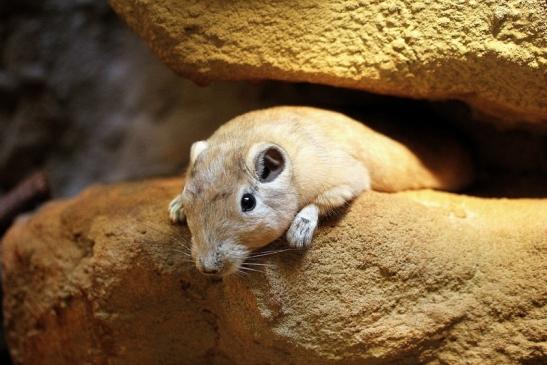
(190, 140, 208, 165)
(255, 145, 285, 183)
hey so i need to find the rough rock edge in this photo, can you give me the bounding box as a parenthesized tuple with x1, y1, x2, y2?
(109, 0, 547, 127)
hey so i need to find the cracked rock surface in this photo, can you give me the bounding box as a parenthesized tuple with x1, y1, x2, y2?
(2, 178, 546, 364)
(109, 0, 547, 126)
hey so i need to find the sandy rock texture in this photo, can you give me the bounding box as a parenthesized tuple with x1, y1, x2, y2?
(109, 0, 547, 126)
(2, 178, 546, 364)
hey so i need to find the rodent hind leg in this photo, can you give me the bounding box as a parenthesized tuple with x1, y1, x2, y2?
(286, 204, 319, 248)
(313, 160, 370, 215)
(314, 184, 363, 215)
(168, 194, 186, 224)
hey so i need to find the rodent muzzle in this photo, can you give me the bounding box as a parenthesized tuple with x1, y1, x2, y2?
(197, 254, 224, 275)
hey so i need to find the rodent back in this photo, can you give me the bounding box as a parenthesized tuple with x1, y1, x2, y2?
(206, 106, 473, 194)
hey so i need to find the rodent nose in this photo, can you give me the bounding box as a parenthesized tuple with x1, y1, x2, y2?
(198, 256, 223, 275)
(201, 267, 220, 275)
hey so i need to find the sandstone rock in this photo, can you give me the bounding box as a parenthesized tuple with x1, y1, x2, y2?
(2, 178, 546, 364)
(109, 0, 547, 127)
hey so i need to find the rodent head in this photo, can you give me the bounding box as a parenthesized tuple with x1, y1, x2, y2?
(180, 140, 298, 277)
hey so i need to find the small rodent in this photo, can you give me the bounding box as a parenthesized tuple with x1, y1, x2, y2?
(168, 106, 473, 277)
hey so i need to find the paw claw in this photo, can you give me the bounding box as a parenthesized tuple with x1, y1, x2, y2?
(286, 205, 319, 249)
(168, 195, 186, 224)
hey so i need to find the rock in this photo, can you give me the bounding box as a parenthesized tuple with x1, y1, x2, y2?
(2, 178, 546, 364)
(109, 0, 547, 127)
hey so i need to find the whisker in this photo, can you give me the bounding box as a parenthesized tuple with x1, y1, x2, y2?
(243, 262, 274, 267)
(165, 249, 193, 261)
(168, 246, 192, 252)
(170, 253, 193, 258)
(174, 253, 192, 257)
(234, 271, 247, 279)
(248, 248, 297, 258)
(166, 246, 192, 253)
(239, 266, 264, 273)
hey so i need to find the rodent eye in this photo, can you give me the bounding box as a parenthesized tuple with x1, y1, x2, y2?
(240, 193, 256, 212)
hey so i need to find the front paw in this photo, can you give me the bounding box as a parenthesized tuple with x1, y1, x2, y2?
(286, 204, 319, 248)
(168, 195, 186, 224)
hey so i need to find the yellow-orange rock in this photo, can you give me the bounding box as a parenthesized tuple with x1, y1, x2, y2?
(109, 0, 547, 126)
(2, 178, 546, 364)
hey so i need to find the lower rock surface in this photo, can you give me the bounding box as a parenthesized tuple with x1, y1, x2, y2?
(2, 179, 546, 364)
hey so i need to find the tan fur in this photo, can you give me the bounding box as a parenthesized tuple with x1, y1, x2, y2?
(169, 106, 474, 276)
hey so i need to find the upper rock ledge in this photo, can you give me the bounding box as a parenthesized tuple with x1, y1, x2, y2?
(2, 178, 546, 364)
(109, 0, 547, 127)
